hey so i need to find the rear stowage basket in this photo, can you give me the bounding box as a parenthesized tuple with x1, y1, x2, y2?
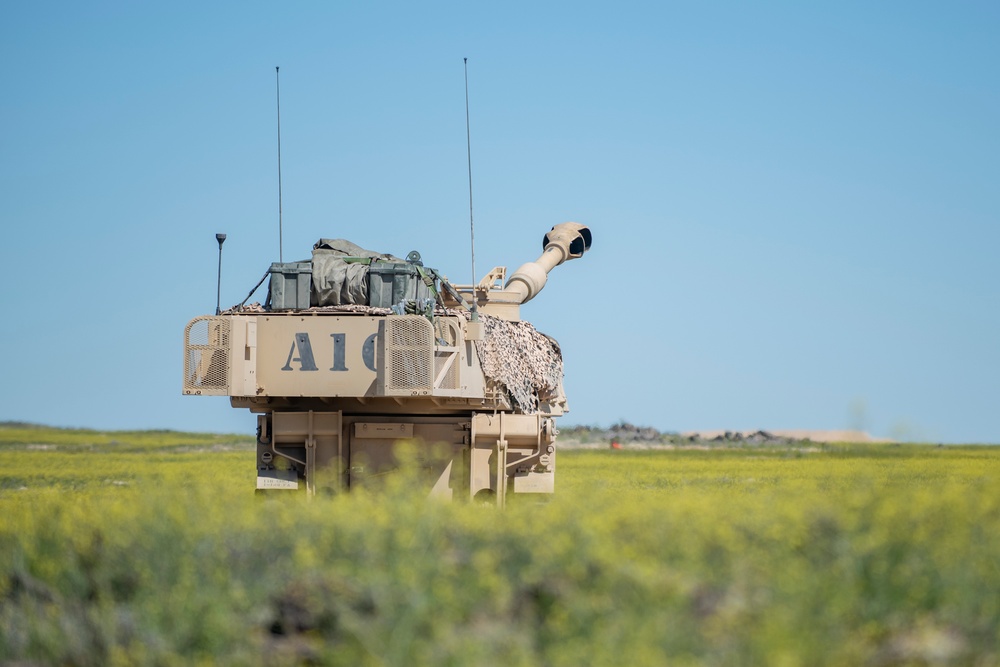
(183, 317, 230, 395)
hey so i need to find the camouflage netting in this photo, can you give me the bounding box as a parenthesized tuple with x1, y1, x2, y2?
(474, 314, 563, 414)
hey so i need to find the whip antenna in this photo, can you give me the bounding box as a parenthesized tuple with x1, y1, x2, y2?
(275, 66, 284, 263)
(464, 57, 479, 321)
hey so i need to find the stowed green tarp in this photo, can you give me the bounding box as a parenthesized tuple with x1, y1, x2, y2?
(311, 239, 402, 306)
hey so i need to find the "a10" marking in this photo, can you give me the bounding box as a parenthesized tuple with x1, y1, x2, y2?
(281, 332, 377, 372)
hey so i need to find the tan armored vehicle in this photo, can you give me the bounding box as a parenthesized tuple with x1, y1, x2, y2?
(183, 222, 591, 504)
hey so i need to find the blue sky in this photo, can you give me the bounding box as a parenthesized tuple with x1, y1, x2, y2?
(2, 2, 997, 442)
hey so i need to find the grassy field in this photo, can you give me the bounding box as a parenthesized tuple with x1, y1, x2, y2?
(1, 424, 998, 666)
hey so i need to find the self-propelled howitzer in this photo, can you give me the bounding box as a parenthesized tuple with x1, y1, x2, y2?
(182, 222, 592, 503)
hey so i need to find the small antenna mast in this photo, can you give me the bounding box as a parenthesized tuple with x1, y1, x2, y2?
(215, 233, 226, 315)
(464, 57, 479, 321)
(275, 66, 284, 263)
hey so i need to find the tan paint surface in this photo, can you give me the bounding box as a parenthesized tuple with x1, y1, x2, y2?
(255, 315, 379, 397)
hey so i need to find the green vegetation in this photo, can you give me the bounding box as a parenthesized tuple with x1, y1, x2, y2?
(1, 425, 998, 665)
(0, 422, 254, 451)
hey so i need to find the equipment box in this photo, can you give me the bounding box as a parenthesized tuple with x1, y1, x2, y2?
(268, 262, 312, 310)
(368, 262, 432, 308)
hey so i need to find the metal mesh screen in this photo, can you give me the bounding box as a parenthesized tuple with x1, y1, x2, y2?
(183, 317, 231, 395)
(384, 316, 433, 392)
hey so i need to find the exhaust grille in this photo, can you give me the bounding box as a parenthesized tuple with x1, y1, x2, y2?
(183, 317, 231, 395)
(383, 316, 434, 394)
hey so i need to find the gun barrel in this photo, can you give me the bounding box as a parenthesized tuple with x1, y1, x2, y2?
(505, 222, 592, 304)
